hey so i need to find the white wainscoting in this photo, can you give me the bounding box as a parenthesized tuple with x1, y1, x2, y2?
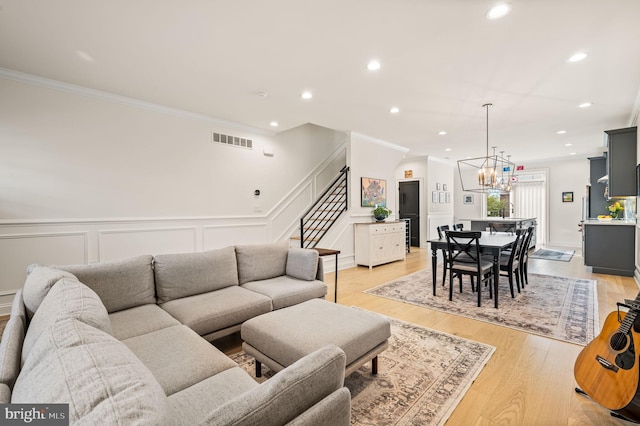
(0, 218, 274, 315)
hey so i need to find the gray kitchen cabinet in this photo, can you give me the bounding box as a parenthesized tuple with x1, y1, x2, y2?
(583, 221, 635, 276)
(606, 126, 637, 197)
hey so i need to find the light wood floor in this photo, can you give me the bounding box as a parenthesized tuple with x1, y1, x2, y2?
(216, 247, 639, 425)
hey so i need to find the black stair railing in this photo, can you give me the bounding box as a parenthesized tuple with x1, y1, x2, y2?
(299, 166, 349, 248)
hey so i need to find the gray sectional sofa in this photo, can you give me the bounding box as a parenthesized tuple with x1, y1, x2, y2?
(0, 241, 351, 425)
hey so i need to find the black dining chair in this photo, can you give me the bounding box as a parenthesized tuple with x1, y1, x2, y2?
(519, 226, 535, 285)
(436, 225, 450, 285)
(496, 229, 526, 298)
(445, 231, 494, 307)
(453, 223, 464, 231)
(488, 222, 515, 234)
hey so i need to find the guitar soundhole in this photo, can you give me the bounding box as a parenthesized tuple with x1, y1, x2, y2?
(610, 332, 629, 351)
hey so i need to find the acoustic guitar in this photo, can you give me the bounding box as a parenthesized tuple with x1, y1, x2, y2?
(574, 296, 640, 413)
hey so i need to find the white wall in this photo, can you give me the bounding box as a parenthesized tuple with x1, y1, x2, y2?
(0, 75, 349, 313)
(517, 157, 588, 248)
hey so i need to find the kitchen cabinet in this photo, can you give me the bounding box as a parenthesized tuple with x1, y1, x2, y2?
(606, 126, 637, 197)
(355, 222, 406, 269)
(583, 220, 635, 276)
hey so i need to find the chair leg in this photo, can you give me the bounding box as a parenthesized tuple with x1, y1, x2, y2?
(470, 275, 475, 292)
(449, 272, 454, 301)
(441, 251, 447, 286)
(523, 262, 529, 284)
(477, 273, 482, 307)
(508, 273, 515, 298)
(458, 275, 463, 293)
(514, 267, 521, 293)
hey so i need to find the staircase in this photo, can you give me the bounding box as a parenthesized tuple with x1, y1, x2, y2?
(295, 166, 349, 248)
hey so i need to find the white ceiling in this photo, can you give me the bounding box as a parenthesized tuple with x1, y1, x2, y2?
(1, 0, 640, 163)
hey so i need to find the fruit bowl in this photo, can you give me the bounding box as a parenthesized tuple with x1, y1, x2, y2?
(597, 217, 613, 222)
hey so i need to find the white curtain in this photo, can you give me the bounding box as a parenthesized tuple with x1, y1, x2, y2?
(513, 181, 546, 246)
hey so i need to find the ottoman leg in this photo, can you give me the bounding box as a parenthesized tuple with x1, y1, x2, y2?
(255, 360, 262, 378)
(372, 356, 378, 375)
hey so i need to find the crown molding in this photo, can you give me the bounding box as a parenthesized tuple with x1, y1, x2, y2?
(350, 132, 410, 153)
(0, 67, 276, 137)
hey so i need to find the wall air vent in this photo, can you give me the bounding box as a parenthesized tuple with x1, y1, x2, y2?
(212, 132, 253, 149)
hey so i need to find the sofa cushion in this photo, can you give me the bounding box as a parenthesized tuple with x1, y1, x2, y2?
(12, 317, 169, 424)
(122, 325, 238, 396)
(22, 265, 76, 319)
(109, 304, 181, 340)
(0, 383, 10, 404)
(159, 286, 272, 337)
(168, 367, 258, 423)
(154, 247, 239, 303)
(236, 241, 289, 284)
(10, 289, 26, 323)
(286, 248, 319, 281)
(22, 278, 112, 366)
(0, 317, 24, 389)
(56, 255, 155, 313)
(241, 276, 327, 310)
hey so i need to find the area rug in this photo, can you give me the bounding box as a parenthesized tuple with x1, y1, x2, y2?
(365, 271, 598, 346)
(530, 248, 575, 262)
(230, 318, 495, 425)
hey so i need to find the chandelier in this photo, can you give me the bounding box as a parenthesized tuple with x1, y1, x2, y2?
(457, 103, 515, 193)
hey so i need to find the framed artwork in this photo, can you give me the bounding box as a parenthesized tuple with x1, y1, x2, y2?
(436, 183, 441, 190)
(463, 194, 474, 204)
(562, 191, 574, 202)
(443, 184, 448, 191)
(361, 177, 387, 207)
(432, 191, 438, 203)
(439, 191, 445, 203)
(445, 192, 451, 203)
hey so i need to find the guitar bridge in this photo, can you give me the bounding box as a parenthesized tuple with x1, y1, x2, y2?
(596, 355, 619, 372)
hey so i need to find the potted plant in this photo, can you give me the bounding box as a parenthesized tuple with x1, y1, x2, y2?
(373, 206, 391, 222)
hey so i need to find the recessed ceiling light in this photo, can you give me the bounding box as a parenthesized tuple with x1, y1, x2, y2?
(486, 3, 512, 20)
(438, 131, 447, 135)
(367, 60, 381, 71)
(389, 106, 400, 114)
(565, 143, 573, 147)
(578, 102, 592, 108)
(569, 152, 577, 155)
(300, 91, 313, 100)
(556, 130, 567, 134)
(568, 52, 587, 63)
(270, 121, 279, 127)
(444, 148, 452, 152)
(257, 91, 269, 98)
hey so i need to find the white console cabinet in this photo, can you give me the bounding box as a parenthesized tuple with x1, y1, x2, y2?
(355, 222, 406, 269)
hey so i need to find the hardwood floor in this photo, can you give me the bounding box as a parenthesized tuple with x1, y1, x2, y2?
(324, 247, 639, 425)
(215, 246, 639, 425)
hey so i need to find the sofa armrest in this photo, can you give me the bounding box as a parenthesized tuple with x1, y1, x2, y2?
(201, 345, 347, 426)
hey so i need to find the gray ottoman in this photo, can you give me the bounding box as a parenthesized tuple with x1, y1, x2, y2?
(241, 299, 391, 377)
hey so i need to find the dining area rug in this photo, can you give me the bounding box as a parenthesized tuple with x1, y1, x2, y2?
(365, 271, 598, 346)
(529, 248, 575, 262)
(230, 318, 495, 425)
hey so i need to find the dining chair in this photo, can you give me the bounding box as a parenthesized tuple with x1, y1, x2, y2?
(488, 222, 515, 234)
(453, 223, 464, 231)
(445, 230, 494, 307)
(519, 226, 535, 285)
(436, 225, 450, 285)
(495, 229, 525, 298)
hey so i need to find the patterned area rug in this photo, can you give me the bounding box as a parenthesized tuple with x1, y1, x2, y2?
(365, 271, 598, 346)
(230, 318, 495, 425)
(530, 248, 575, 262)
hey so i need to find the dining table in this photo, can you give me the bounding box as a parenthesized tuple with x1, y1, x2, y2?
(427, 231, 517, 308)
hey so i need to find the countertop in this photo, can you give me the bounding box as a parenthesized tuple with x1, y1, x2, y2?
(461, 217, 536, 222)
(583, 219, 636, 226)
